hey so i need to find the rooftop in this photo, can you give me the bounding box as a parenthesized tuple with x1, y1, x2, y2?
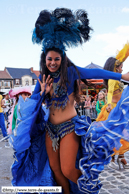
(85, 62, 103, 69)
(0, 70, 12, 79)
(6, 67, 37, 79)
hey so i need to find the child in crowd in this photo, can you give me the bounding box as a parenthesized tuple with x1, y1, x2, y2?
(96, 91, 106, 116)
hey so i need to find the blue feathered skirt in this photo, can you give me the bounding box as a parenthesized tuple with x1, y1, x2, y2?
(9, 86, 129, 194)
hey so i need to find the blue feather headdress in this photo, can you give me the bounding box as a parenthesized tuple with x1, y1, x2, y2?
(32, 8, 92, 53)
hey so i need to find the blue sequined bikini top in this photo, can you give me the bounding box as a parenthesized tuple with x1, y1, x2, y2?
(45, 75, 69, 109)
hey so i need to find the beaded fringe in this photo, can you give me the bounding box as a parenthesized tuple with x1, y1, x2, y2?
(46, 121, 75, 152)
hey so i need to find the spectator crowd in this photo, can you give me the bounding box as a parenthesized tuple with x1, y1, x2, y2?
(74, 88, 107, 120)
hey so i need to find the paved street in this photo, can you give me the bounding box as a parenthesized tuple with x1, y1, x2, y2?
(0, 133, 13, 194)
(0, 132, 129, 194)
(99, 152, 129, 194)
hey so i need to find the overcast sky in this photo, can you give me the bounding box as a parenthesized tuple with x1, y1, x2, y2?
(0, 0, 129, 73)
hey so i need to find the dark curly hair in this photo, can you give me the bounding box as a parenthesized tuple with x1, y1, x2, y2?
(103, 57, 121, 86)
(40, 48, 81, 102)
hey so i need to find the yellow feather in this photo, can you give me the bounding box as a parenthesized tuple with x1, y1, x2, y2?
(116, 41, 129, 62)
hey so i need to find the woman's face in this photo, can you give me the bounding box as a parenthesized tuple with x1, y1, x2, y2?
(98, 92, 104, 100)
(116, 63, 123, 73)
(21, 92, 30, 101)
(46, 51, 62, 72)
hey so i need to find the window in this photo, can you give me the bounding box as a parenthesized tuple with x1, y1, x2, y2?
(1, 80, 4, 87)
(4, 81, 8, 87)
(15, 79, 19, 85)
(3, 81, 11, 87)
(8, 81, 10, 87)
(34, 79, 37, 85)
(25, 79, 29, 86)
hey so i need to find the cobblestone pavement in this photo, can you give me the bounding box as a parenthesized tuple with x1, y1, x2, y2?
(99, 151, 129, 194)
(0, 133, 13, 194)
(1, 133, 129, 194)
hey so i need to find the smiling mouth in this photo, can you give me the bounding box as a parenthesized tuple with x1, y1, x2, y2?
(50, 65, 57, 69)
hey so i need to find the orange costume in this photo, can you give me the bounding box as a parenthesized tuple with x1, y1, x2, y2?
(96, 42, 129, 156)
(96, 79, 129, 155)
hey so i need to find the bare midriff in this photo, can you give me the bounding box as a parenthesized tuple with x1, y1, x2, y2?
(49, 92, 77, 125)
(112, 89, 123, 103)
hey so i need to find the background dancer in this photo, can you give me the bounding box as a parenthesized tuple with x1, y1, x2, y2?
(96, 42, 129, 170)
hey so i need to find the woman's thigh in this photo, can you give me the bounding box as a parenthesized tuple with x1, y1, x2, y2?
(60, 131, 80, 168)
(45, 132, 60, 170)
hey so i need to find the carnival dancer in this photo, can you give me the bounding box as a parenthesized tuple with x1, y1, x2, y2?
(9, 8, 129, 194)
(96, 42, 129, 170)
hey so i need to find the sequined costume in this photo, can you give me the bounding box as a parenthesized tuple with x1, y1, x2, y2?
(9, 65, 129, 194)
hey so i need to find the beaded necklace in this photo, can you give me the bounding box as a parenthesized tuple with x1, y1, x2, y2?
(45, 69, 69, 109)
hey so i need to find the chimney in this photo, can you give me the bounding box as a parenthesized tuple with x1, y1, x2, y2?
(30, 67, 33, 72)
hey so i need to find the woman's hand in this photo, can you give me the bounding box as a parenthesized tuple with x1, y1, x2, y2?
(106, 103, 112, 113)
(38, 75, 53, 95)
(121, 72, 129, 81)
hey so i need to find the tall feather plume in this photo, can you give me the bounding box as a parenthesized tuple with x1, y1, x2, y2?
(32, 8, 93, 52)
(116, 42, 129, 62)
